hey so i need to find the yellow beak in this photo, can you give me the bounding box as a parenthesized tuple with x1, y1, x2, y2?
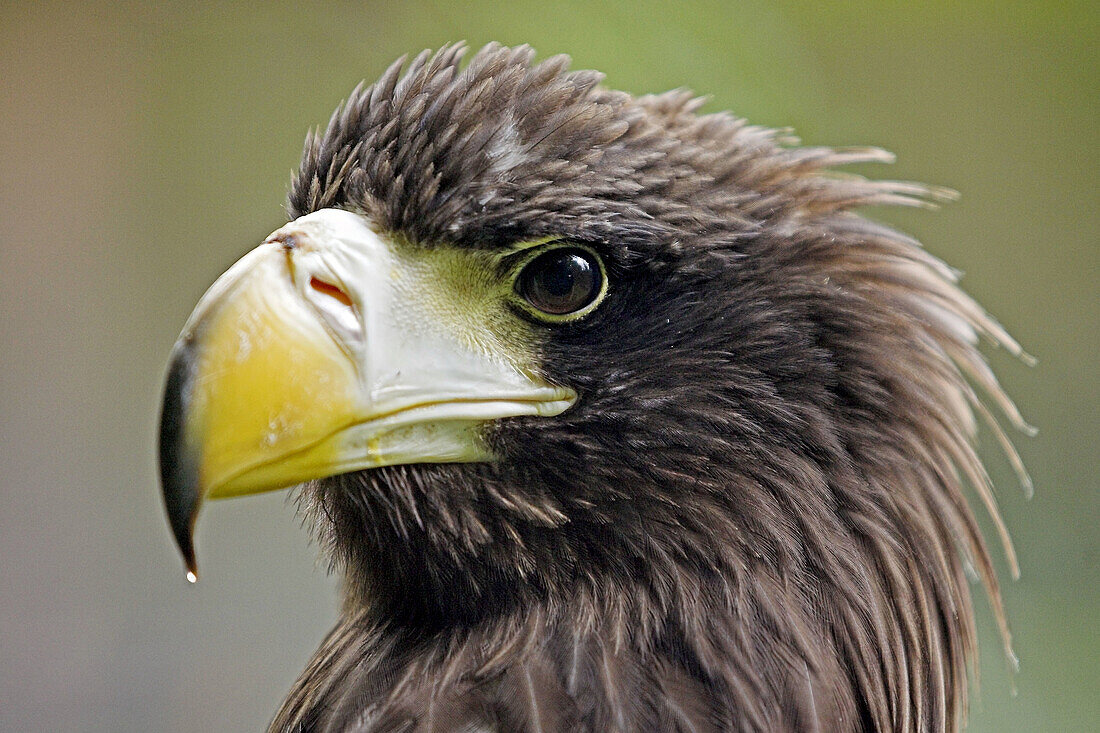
(158, 209, 574, 577)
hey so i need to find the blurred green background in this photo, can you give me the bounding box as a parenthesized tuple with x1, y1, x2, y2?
(1, 1, 1095, 730)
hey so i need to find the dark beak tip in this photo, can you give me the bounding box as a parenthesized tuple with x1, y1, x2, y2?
(161, 460, 203, 580)
(183, 548, 199, 583)
(174, 512, 199, 579)
(158, 340, 203, 578)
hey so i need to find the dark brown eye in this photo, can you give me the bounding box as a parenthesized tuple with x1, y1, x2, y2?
(517, 247, 604, 317)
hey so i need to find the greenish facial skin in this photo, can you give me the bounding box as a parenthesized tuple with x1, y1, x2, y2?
(159, 207, 608, 575)
(389, 234, 609, 349)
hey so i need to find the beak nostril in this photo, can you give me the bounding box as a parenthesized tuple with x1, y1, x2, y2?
(310, 276, 353, 307)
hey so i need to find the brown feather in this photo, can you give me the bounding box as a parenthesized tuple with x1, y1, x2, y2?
(268, 44, 1027, 732)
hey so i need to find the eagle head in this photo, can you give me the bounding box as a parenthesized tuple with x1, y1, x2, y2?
(158, 44, 1029, 731)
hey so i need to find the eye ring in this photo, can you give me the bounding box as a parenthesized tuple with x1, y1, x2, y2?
(514, 244, 608, 322)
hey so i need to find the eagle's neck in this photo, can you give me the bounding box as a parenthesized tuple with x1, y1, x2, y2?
(303, 415, 982, 731)
(272, 558, 868, 732)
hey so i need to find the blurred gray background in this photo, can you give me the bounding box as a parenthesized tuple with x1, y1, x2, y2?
(1, 1, 1095, 730)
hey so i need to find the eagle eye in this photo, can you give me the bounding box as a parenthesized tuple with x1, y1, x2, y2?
(516, 246, 606, 321)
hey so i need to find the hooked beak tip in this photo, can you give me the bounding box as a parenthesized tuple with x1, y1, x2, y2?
(159, 340, 203, 577)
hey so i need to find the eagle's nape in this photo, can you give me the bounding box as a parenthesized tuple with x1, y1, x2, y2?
(157, 43, 1031, 732)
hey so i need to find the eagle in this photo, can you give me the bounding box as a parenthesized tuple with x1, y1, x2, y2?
(158, 44, 1030, 732)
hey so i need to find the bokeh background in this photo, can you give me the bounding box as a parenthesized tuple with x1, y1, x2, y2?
(1, 1, 1096, 730)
